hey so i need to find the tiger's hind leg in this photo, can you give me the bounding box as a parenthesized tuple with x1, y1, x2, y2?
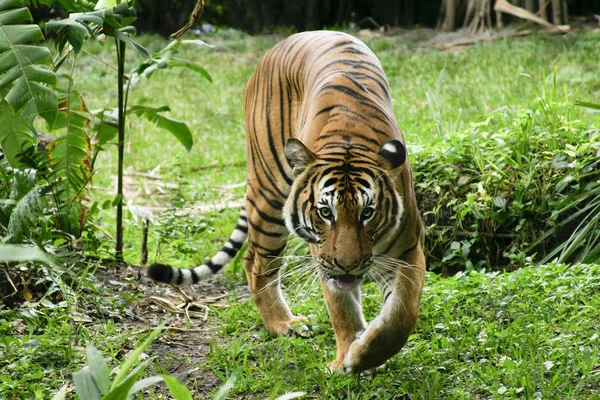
(243, 198, 311, 337)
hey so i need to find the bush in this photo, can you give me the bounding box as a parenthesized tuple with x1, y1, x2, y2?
(413, 75, 600, 273)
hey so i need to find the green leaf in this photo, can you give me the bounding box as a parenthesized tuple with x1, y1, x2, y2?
(46, 86, 92, 235)
(46, 16, 95, 54)
(126, 376, 164, 396)
(575, 100, 600, 110)
(45, 3, 142, 56)
(213, 372, 237, 400)
(0, 100, 35, 168)
(0, 2, 57, 128)
(110, 323, 164, 389)
(73, 366, 102, 400)
(168, 59, 212, 83)
(161, 375, 193, 400)
(86, 345, 110, 394)
(0, 244, 54, 264)
(94, 0, 117, 9)
(114, 28, 150, 59)
(50, 384, 68, 400)
(102, 361, 150, 400)
(128, 105, 193, 151)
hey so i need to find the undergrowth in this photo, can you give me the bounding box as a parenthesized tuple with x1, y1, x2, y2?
(413, 73, 600, 273)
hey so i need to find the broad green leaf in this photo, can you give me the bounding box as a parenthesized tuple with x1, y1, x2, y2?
(46, 3, 141, 55)
(0, 7, 31, 25)
(113, 28, 150, 59)
(94, 0, 117, 10)
(0, 100, 35, 167)
(95, 118, 118, 146)
(46, 87, 92, 235)
(161, 375, 193, 400)
(86, 345, 110, 394)
(128, 105, 193, 151)
(0, 244, 54, 264)
(168, 59, 212, 83)
(213, 373, 237, 400)
(50, 384, 68, 400)
(127, 376, 164, 397)
(73, 366, 102, 400)
(0, 2, 57, 128)
(103, 361, 150, 400)
(179, 39, 214, 48)
(46, 17, 95, 54)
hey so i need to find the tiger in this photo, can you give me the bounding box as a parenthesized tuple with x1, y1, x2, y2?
(148, 30, 426, 373)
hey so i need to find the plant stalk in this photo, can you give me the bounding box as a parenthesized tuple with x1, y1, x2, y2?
(115, 39, 126, 261)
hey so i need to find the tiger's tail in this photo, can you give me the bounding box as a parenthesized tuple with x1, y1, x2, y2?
(147, 206, 248, 285)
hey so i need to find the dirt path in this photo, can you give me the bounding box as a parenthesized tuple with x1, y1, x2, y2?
(97, 264, 244, 397)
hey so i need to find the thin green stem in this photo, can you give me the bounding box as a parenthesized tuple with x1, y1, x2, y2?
(115, 38, 126, 261)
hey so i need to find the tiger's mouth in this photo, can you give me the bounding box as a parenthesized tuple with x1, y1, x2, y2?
(326, 273, 364, 290)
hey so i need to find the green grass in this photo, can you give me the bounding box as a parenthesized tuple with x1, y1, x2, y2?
(2, 29, 600, 398)
(208, 264, 600, 398)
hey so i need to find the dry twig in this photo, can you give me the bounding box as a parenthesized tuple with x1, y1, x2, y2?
(169, 0, 206, 40)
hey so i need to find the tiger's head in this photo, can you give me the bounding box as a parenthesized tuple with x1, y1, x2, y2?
(283, 138, 406, 291)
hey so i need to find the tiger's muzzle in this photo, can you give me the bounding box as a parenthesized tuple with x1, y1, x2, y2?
(317, 255, 373, 291)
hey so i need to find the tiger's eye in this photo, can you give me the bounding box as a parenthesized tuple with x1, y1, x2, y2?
(361, 207, 375, 220)
(318, 207, 332, 220)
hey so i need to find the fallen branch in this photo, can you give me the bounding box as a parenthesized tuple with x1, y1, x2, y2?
(494, 0, 570, 32)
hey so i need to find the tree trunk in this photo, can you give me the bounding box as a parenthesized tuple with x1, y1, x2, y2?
(443, 0, 457, 31)
(525, 0, 536, 12)
(552, 0, 562, 24)
(561, 0, 569, 24)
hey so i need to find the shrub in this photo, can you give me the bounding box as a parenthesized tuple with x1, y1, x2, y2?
(413, 75, 600, 273)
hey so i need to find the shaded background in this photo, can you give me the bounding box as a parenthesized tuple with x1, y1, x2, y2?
(134, 0, 600, 36)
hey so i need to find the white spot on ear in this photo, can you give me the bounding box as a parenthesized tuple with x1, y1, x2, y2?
(382, 143, 397, 153)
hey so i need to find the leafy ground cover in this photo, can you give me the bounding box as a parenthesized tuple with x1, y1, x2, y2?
(2, 29, 600, 398)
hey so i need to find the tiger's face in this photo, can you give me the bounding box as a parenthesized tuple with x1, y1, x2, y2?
(284, 138, 406, 291)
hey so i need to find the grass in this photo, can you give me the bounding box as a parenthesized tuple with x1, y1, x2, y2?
(2, 28, 600, 398)
(208, 264, 600, 398)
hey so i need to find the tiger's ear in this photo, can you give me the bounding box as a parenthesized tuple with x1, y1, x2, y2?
(378, 140, 406, 170)
(285, 138, 316, 177)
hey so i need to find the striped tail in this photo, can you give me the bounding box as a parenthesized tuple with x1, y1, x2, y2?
(148, 206, 248, 285)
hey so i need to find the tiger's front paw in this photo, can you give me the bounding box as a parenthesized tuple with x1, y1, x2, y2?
(327, 358, 345, 372)
(268, 315, 313, 338)
(343, 339, 371, 373)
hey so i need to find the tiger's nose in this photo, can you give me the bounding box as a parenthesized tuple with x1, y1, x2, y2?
(333, 257, 365, 272)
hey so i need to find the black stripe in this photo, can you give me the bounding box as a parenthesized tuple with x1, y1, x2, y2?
(205, 260, 221, 273)
(384, 290, 392, 303)
(234, 223, 248, 233)
(190, 269, 200, 284)
(247, 197, 285, 225)
(176, 269, 184, 285)
(228, 238, 244, 250)
(222, 246, 238, 257)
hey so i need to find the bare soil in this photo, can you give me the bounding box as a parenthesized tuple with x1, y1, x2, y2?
(106, 264, 246, 397)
